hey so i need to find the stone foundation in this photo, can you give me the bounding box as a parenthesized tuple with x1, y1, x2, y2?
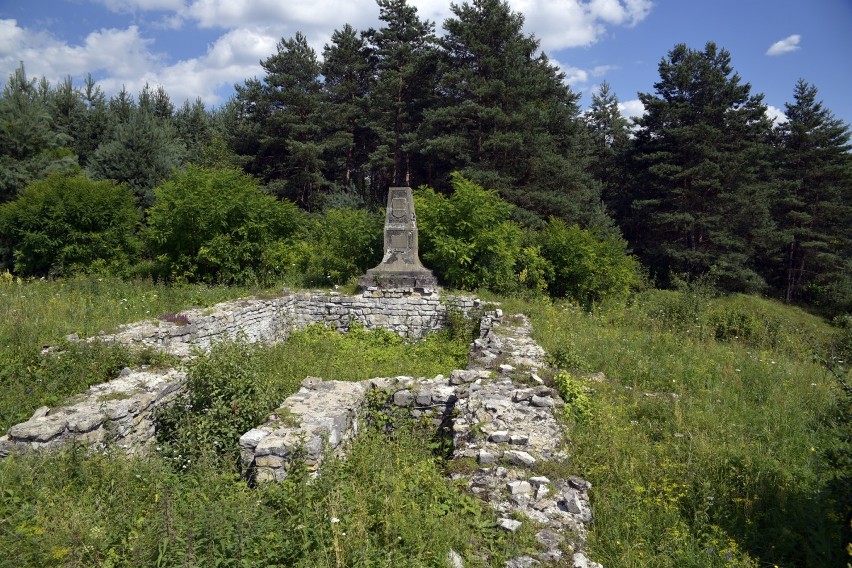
(0, 368, 185, 456)
(1, 289, 602, 567)
(1, 289, 488, 456)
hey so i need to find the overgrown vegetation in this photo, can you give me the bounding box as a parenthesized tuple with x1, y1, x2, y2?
(0, 274, 258, 430)
(1, 278, 534, 567)
(521, 290, 851, 567)
(1, 271, 850, 566)
(155, 323, 471, 470)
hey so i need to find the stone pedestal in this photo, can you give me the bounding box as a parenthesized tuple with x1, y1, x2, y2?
(358, 187, 438, 290)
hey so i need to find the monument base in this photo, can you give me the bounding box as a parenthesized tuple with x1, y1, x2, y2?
(358, 267, 438, 291)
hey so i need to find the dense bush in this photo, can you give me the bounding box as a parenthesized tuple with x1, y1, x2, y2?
(416, 173, 639, 302)
(145, 165, 302, 284)
(416, 173, 529, 293)
(0, 174, 140, 276)
(538, 217, 640, 306)
(290, 207, 383, 285)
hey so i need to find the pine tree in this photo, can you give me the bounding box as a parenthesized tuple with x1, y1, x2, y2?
(87, 108, 185, 208)
(363, 0, 440, 193)
(775, 80, 852, 310)
(630, 42, 777, 291)
(0, 64, 78, 202)
(421, 0, 607, 230)
(238, 32, 327, 206)
(174, 98, 213, 165)
(321, 24, 373, 196)
(585, 82, 632, 228)
(73, 75, 111, 167)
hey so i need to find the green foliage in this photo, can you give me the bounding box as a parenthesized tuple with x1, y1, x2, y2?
(86, 109, 185, 208)
(0, 174, 140, 276)
(145, 165, 303, 284)
(0, 419, 530, 567)
(774, 80, 852, 313)
(0, 274, 257, 430)
(416, 173, 523, 292)
(538, 217, 640, 306)
(630, 42, 777, 293)
(155, 322, 472, 468)
(553, 370, 594, 421)
(0, 341, 134, 431)
(522, 292, 848, 566)
(287, 207, 383, 286)
(0, 63, 79, 202)
(155, 340, 269, 470)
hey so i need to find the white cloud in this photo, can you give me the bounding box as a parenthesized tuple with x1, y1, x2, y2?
(515, 0, 652, 50)
(1, 0, 654, 107)
(765, 104, 787, 124)
(618, 98, 645, 119)
(95, 0, 187, 13)
(0, 20, 162, 85)
(766, 34, 800, 56)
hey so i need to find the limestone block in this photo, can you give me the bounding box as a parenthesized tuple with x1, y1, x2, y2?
(9, 416, 67, 442)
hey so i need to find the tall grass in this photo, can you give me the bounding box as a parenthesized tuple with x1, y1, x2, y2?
(2, 277, 848, 566)
(514, 290, 849, 567)
(0, 422, 531, 567)
(0, 274, 268, 431)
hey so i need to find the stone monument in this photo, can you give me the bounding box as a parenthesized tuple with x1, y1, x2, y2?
(358, 187, 438, 290)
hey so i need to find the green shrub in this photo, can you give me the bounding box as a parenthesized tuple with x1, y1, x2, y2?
(553, 370, 594, 421)
(145, 165, 303, 284)
(295, 207, 383, 285)
(155, 340, 268, 470)
(0, 174, 141, 276)
(538, 217, 640, 307)
(416, 173, 527, 294)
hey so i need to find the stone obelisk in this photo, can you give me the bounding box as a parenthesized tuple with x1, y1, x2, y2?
(358, 187, 438, 291)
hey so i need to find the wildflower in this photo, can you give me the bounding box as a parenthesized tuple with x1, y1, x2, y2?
(330, 517, 340, 524)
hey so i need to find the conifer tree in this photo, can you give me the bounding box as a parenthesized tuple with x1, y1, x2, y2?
(363, 0, 440, 194)
(321, 24, 373, 195)
(239, 32, 327, 206)
(421, 0, 607, 230)
(87, 108, 185, 208)
(630, 42, 776, 291)
(585, 81, 632, 227)
(0, 64, 78, 202)
(174, 98, 213, 165)
(774, 80, 852, 310)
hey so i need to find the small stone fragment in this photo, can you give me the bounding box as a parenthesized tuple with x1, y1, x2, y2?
(393, 389, 414, 407)
(478, 449, 496, 465)
(505, 450, 536, 467)
(447, 549, 464, 568)
(509, 433, 529, 445)
(489, 430, 510, 443)
(498, 518, 523, 532)
(530, 395, 553, 408)
(507, 480, 533, 495)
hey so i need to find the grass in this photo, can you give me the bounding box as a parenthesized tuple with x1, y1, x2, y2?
(512, 290, 850, 567)
(0, 274, 263, 430)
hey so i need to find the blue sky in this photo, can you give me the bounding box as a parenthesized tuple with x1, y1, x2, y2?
(1, 0, 851, 126)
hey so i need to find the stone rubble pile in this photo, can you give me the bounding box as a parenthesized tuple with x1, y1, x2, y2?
(2, 289, 602, 567)
(239, 311, 601, 568)
(451, 314, 601, 568)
